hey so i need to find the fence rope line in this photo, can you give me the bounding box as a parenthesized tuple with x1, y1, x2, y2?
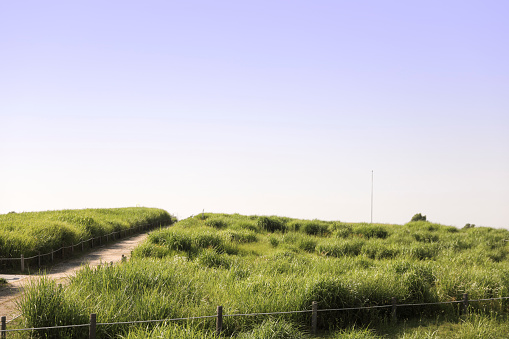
(224, 310, 312, 317)
(2, 295, 509, 334)
(317, 304, 393, 312)
(2, 324, 90, 333)
(5, 314, 22, 324)
(97, 315, 218, 326)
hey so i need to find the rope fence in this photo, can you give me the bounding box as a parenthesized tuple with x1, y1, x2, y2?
(2, 294, 509, 338)
(0, 223, 162, 272)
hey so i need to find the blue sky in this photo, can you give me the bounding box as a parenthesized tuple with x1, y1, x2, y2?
(1, 1, 508, 227)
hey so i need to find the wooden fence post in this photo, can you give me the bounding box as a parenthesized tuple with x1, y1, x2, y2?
(1, 315, 6, 339)
(312, 301, 318, 334)
(51, 250, 54, 263)
(38, 251, 41, 267)
(391, 297, 397, 324)
(89, 313, 96, 339)
(61, 243, 65, 259)
(463, 293, 469, 315)
(21, 254, 24, 273)
(216, 306, 223, 335)
(82, 241, 84, 252)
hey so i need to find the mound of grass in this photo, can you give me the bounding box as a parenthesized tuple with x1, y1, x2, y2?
(19, 213, 509, 338)
(0, 207, 175, 258)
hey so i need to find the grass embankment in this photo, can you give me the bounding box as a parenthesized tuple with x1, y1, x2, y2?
(18, 213, 509, 338)
(0, 207, 176, 258)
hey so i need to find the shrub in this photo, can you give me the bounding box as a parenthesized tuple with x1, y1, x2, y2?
(361, 241, 399, 259)
(353, 225, 388, 239)
(257, 216, 287, 233)
(302, 220, 329, 236)
(333, 224, 353, 238)
(149, 230, 193, 252)
(197, 249, 231, 269)
(133, 242, 173, 258)
(237, 318, 306, 339)
(298, 238, 317, 252)
(20, 277, 88, 338)
(286, 220, 302, 232)
(411, 213, 427, 222)
(221, 230, 258, 243)
(404, 243, 440, 260)
(413, 231, 439, 243)
(269, 236, 279, 247)
(205, 218, 228, 229)
(316, 239, 365, 257)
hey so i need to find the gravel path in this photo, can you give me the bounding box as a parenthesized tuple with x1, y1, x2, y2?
(0, 232, 148, 321)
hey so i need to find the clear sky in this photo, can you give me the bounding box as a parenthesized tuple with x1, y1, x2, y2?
(1, 1, 508, 228)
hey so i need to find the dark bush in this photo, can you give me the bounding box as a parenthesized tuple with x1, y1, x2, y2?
(302, 221, 329, 236)
(354, 225, 388, 239)
(411, 213, 427, 222)
(257, 216, 287, 233)
(205, 218, 228, 229)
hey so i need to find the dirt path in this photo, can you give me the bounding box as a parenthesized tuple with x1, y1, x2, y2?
(0, 232, 148, 321)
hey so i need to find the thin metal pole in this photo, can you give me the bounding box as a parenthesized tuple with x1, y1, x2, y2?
(371, 170, 374, 224)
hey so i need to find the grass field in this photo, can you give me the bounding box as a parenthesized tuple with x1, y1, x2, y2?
(0, 207, 176, 259)
(15, 213, 509, 338)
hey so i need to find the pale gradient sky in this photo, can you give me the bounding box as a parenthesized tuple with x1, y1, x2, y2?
(1, 1, 508, 228)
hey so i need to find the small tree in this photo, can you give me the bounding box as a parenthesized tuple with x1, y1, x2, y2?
(411, 213, 427, 222)
(464, 223, 475, 229)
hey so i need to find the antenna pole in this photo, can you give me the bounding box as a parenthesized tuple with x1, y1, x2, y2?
(371, 170, 374, 224)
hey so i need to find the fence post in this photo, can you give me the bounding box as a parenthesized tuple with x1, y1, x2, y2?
(21, 254, 24, 273)
(1, 315, 6, 339)
(216, 306, 223, 335)
(38, 251, 41, 267)
(89, 313, 96, 339)
(463, 293, 469, 315)
(99, 236, 102, 246)
(51, 250, 54, 263)
(312, 301, 318, 334)
(391, 297, 397, 324)
(61, 243, 65, 259)
(82, 241, 84, 252)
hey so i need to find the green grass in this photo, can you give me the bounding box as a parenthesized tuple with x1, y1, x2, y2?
(0, 207, 176, 259)
(16, 213, 509, 338)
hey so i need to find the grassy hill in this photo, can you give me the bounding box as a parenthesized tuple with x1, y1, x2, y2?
(17, 213, 509, 338)
(0, 207, 176, 258)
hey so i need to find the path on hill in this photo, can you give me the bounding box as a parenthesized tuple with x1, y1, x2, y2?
(0, 232, 149, 322)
